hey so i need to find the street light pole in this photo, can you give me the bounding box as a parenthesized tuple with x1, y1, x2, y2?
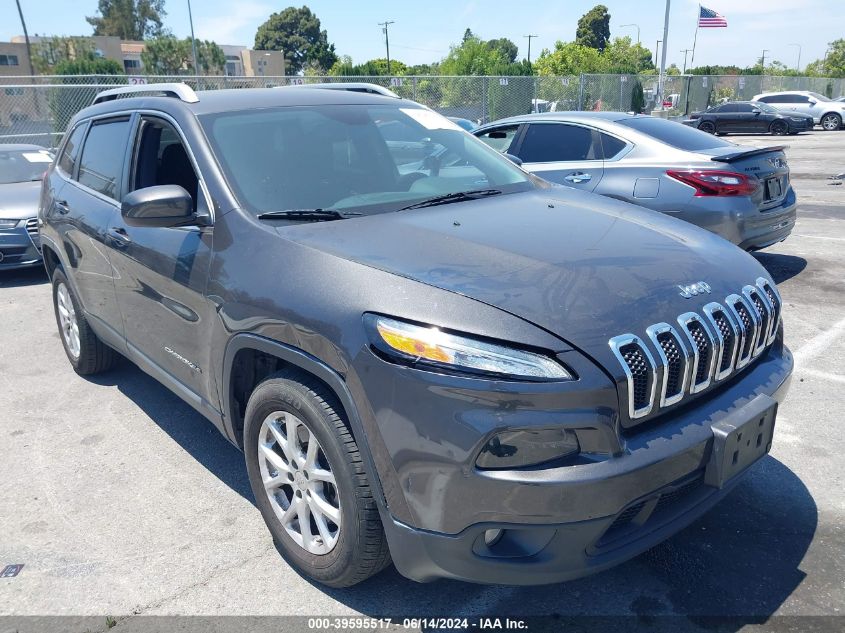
(680, 49, 692, 74)
(761, 49, 769, 70)
(657, 0, 671, 110)
(378, 21, 395, 74)
(187, 0, 200, 78)
(620, 23, 640, 45)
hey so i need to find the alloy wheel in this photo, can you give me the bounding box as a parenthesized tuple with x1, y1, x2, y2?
(56, 282, 81, 359)
(257, 411, 342, 555)
(821, 114, 841, 131)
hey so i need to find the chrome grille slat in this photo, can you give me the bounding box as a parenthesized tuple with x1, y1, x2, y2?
(645, 323, 689, 408)
(677, 312, 716, 393)
(702, 302, 739, 381)
(609, 281, 779, 424)
(742, 285, 769, 358)
(609, 335, 657, 419)
(25, 217, 41, 251)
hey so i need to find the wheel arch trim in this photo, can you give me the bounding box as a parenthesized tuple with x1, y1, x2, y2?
(221, 333, 390, 512)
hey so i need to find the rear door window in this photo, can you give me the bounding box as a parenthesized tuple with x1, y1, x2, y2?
(597, 132, 627, 159)
(77, 117, 132, 200)
(475, 125, 520, 153)
(617, 116, 733, 151)
(57, 123, 87, 177)
(517, 123, 599, 162)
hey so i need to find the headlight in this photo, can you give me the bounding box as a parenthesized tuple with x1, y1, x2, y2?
(0, 219, 20, 228)
(790, 117, 804, 121)
(365, 314, 573, 381)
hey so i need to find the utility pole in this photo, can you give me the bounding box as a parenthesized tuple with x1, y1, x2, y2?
(14, 0, 36, 77)
(657, 0, 670, 110)
(680, 49, 692, 74)
(655, 40, 662, 70)
(788, 43, 802, 72)
(761, 49, 769, 70)
(378, 21, 395, 74)
(523, 34, 538, 64)
(187, 0, 200, 78)
(620, 23, 640, 44)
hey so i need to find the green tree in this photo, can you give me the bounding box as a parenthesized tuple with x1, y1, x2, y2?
(86, 0, 166, 40)
(328, 57, 408, 76)
(630, 78, 645, 113)
(805, 39, 845, 78)
(486, 37, 518, 63)
(141, 35, 225, 75)
(254, 6, 337, 74)
(32, 36, 96, 73)
(534, 41, 607, 75)
(604, 37, 653, 74)
(440, 35, 509, 75)
(576, 4, 611, 52)
(49, 57, 125, 134)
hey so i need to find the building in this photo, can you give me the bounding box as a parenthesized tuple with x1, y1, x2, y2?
(4, 35, 285, 77)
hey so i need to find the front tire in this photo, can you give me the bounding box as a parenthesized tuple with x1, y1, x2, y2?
(699, 121, 716, 134)
(770, 120, 789, 136)
(820, 113, 842, 131)
(244, 370, 391, 587)
(51, 267, 117, 375)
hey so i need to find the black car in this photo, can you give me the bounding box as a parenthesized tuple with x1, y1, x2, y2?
(685, 101, 813, 136)
(39, 83, 792, 587)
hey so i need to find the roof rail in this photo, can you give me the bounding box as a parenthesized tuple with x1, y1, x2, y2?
(92, 83, 199, 105)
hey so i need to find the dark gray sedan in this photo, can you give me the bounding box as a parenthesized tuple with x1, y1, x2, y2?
(474, 113, 796, 251)
(0, 144, 52, 270)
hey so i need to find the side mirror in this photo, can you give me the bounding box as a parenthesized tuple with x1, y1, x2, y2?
(808, 99, 817, 106)
(752, 108, 761, 114)
(504, 153, 523, 166)
(121, 185, 194, 228)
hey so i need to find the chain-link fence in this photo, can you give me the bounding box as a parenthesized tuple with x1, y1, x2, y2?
(1, 73, 843, 147)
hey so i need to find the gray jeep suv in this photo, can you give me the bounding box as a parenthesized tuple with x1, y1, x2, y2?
(39, 84, 793, 587)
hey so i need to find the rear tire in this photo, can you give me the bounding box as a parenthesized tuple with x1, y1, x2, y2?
(243, 370, 391, 587)
(699, 121, 716, 134)
(820, 113, 842, 131)
(51, 267, 117, 375)
(769, 120, 789, 136)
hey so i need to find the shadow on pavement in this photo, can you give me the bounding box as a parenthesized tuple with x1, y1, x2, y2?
(87, 361, 254, 504)
(0, 266, 48, 288)
(317, 457, 816, 629)
(753, 252, 807, 284)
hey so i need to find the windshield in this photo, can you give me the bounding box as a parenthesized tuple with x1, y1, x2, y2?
(808, 92, 830, 102)
(0, 148, 53, 184)
(200, 105, 534, 216)
(618, 116, 734, 151)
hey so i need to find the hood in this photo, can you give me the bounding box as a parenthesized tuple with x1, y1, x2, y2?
(0, 181, 41, 220)
(281, 188, 773, 369)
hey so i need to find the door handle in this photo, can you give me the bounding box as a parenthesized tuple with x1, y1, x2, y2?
(55, 200, 70, 215)
(564, 172, 592, 184)
(107, 227, 132, 247)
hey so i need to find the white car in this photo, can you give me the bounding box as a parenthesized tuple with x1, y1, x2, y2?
(752, 91, 845, 131)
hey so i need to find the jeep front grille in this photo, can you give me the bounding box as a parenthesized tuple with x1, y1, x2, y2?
(610, 278, 781, 421)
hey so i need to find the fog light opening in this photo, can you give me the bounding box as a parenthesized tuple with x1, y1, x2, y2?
(484, 529, 504, 547)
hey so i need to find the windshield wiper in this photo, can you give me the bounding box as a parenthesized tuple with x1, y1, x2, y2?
(256, 209, 361, 221)
(397, 189, 503, 211)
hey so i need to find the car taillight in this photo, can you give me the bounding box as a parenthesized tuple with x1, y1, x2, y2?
(666, 169, 759, 196)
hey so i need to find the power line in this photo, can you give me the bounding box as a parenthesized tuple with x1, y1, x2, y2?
(523, 34, 538, 64)
(378, 20, 395, 74)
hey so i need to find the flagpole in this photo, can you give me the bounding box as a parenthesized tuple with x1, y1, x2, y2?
(690, 4, 700, 68)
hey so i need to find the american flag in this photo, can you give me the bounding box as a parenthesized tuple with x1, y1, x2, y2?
(698, 6, 728, 28)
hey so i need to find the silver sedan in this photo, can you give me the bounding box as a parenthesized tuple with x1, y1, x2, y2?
(473, 112, 796, 251)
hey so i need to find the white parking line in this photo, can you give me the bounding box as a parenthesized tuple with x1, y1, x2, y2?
(792, 315, 845, 368)
(793, 234, 845, 242)
(798, 368, 845, 384)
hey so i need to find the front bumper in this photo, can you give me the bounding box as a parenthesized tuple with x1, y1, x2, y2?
(370, 342, 792, 584)
(0, 221, 42, 270)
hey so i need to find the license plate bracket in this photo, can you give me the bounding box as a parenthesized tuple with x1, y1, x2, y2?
(765, 176, 783, 200)
(704, 395, 777, 489)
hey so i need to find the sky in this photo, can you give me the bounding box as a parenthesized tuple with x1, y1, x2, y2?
(1, 0, 837, 72)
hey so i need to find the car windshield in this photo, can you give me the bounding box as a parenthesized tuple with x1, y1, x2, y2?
(617, 116, 734, 151)
(752, 102, 778, 113)
(0, 148, 53, 184)
(200, 104, 535, 217)
(808, 92, 830, 102)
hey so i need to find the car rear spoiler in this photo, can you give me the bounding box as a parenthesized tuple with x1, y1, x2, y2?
(710, 146, 787, 163)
